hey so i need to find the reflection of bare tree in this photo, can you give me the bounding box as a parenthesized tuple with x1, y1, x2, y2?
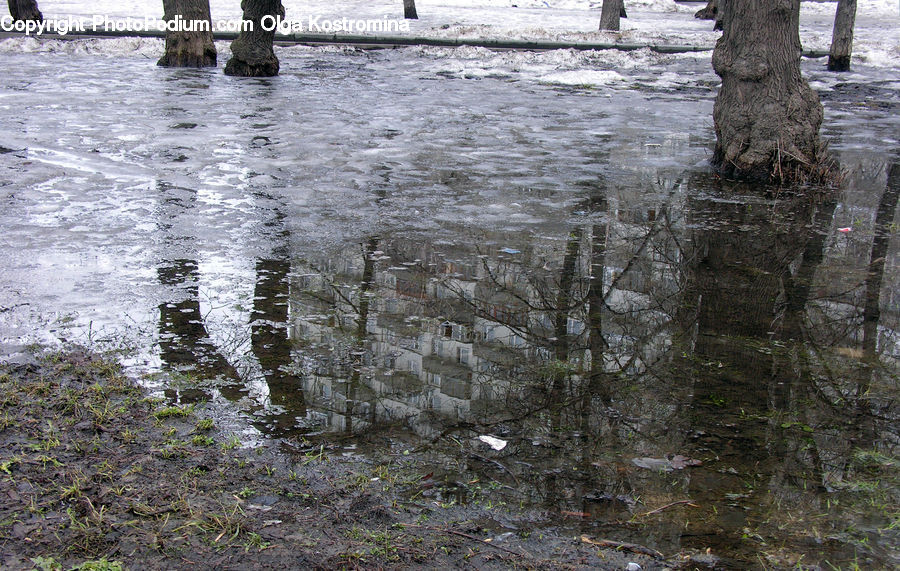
(346, 237, 380, 433)
(863, 162, 900, 359)
(250, 255, 305, 434)
(675, 183, 845, 554)
(157, 259, 242, 402)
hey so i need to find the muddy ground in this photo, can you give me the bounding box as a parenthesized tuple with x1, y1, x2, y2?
(0, 349, 722, 570)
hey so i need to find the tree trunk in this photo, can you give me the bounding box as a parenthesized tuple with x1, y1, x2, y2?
(7, 0, 42, 21)
(403, 0, 418, 20)
(158, 0, 217, 68)
(599, 0, 623, 31)
(695, 0, 717, 20)
(224, 0, 284, 77)
(711, 0, 825, 182)
(714, 0, 725, 31)
(827, 0, 857, 72)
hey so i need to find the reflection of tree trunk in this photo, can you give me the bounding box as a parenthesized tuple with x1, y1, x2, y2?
(781, 200, 838, 341)
(224, 0, 284, 77)
(555, 229, 582, 362)
(251, 257, 305, 431)
(863, 162, 900, 359)
(158, 259, 242, 401)
(677, 182, 846, 555)
(853, 165, 900, 446)
(158, 0, 217, 68)
(357, 237, 380, 340)
(548, 229, 582, 428)
(347, 237, 379, 433)
(828, 0, 857, 72)
(584, 215, 611, 418)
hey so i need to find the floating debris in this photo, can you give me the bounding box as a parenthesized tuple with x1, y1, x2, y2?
(477, 435, 508, 450)
(631, 455, 702, 472)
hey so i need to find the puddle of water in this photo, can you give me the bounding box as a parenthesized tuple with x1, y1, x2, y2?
(1, 47, 898, 568)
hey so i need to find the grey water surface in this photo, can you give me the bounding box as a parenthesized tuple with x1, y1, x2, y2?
(1, 45, 898, 567)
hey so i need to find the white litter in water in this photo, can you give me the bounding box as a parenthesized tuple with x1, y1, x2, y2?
(478, 435, 508, 450)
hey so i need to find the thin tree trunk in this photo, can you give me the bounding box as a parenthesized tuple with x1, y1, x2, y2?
(224, 0, 284, 77)
(403, 0, 418, 20)
(599, 0, 623, 31)
(158, 0, 217, 68)
(828, 0, 857, 72)
(711, 0, 825, 182)
(7, 0, 42, 22)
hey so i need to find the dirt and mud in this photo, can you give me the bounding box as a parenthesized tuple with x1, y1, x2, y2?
(0, 348, 722, 570)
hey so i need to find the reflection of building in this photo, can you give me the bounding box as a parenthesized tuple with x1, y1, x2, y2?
(284, 205, 685, 435)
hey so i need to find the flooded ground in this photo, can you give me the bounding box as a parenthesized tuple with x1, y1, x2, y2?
(1, 44, 899, 568)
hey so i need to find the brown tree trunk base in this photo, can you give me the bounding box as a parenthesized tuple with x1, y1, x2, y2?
(828, 0, 857, 72)
(224, 0, 284, 77)
(711, 0, 836, 184)
(158, 1, 217, 68)
(158, 43, 217, 68)
(695, 0, 717, 20)
(827, 55, 851, 72)
(404, 0, 418, 20)
(8, 0, 42, 22)
(599, 0, 624, 31)
(224, 56, 280, 77)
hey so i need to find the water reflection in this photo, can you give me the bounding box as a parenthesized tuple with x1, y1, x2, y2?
(250, 255, 306, 434)
(140, 162, 900, 565)
(157, 258, 240, 389)
(2, 43, 897, 567)
(233, 172, 894, 567)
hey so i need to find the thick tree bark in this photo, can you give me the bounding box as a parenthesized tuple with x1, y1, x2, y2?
(827, 0, 857, 72)
(711, 0, 825, 182)
(158, 0, 217, 68)
(599, 0, 624, 31)
(403, 0, 418, 20)
(224, 0, 284, 77)
(7, 0, 42, 22)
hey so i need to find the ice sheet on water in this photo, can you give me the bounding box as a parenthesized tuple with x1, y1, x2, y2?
(0, 37, 163, 58)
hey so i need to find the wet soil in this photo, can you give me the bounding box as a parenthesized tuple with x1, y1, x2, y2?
(0, 349, 715, 570)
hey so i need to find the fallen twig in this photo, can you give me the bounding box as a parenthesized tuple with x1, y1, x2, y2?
(580, 535, 664, 559)
(400, 523, 530, 558)
(638, 499, 698, 517)
(469, 453, 520, 486)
